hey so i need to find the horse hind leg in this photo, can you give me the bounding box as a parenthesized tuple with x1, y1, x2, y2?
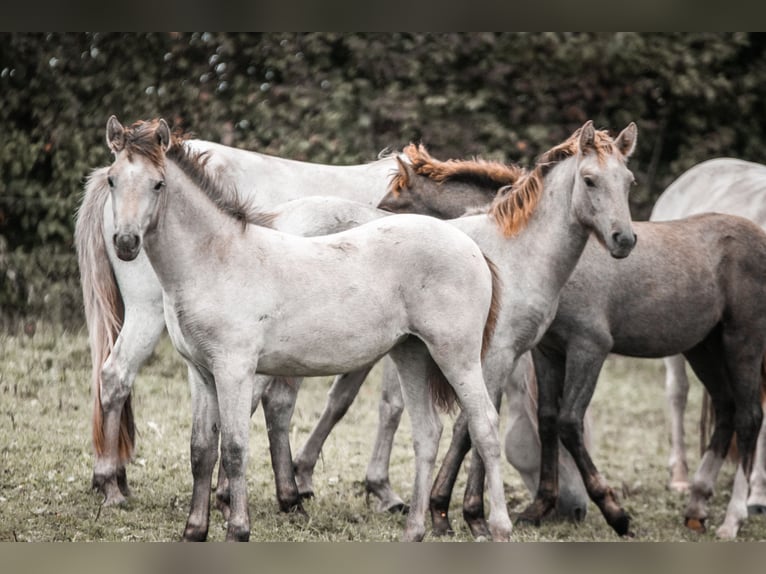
(388, 340, 444, 542)
(664, 354, 691, 492)
(430, 353, 512, 542)
(716, 462, 749, 539)
(683, 340, 735, 533)
(292, 364, 372, 499)
(261, 376, 306, 515)
(429, 411, 471, 537)
(746, 392, 766, 515)
(93, 305, 165, 506)
(365, 356, 407, 514)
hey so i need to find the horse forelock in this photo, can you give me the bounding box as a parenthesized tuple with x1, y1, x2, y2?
(120, 119, 274, 230)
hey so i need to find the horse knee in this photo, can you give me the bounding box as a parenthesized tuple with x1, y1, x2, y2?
(100, 362, 130, 411)
(558, 414, 584, 450)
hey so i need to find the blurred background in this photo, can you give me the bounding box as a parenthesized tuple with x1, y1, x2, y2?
(1, 32, 765, 328)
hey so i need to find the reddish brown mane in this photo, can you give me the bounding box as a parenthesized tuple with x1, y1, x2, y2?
(490, 127, 618, 237)
(389, 143, 526, 197)
(120, 119, 275, 229)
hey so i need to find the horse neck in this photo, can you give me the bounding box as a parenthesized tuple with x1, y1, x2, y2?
(143, 162, 245, 290)
(506, 158, 591, 294)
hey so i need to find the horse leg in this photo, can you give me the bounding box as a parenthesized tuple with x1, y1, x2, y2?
(292, 364, 373, 499)
(364, 357, 408, 513)
(429, 410, 471, 536)
(559, 346, 632, 537)
(214, 376, 304, 518)
(93, 304, 165, 506)
(183, 366, 220, 542)
(664, 354, 691, 492)
(215, 361, 260, 542)
(518, 346, 567, 526)
(261, 376, 306, 515)
(746, 396, 766, 515)
(683, 340, 735, 533)
(461, 364, 505, 540)
(388, 341, 443, 542)
(715, 462, 749, 539)
(438, 359, 511, 542)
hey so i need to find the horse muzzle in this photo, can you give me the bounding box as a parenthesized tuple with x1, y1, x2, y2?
(113, 232, 141, 261)
(608, 230, 637, 259)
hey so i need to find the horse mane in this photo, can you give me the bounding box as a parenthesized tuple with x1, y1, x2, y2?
(120, 119, 276, 229)
(489, 126, 617, 237)
(389, 143, 526, 197)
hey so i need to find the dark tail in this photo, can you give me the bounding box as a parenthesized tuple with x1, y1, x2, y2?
(427, 254, 503, 413)
(700, 353, 766, 462)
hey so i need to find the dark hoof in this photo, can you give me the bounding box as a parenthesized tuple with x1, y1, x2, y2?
(748, 504, 766, 516)
(466, 519, 491, 541)
(516, 504, 546, 527)
(431, 509, 454, 537)
(386, 502, 409, 515)
(182, 527, 208, 542)
(685, 516, 707, 533)
(298, 490, 315, 500)
(226, 527, 250, 542)
(611, 513, 632, 537)
(116, 467, 130, 497)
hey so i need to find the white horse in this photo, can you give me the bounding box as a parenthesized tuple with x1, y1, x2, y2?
(289, 122, 639, 538)
(650, 157, 766, 539)
(75, 123, 398, 506)
(104, 116, 512, 542)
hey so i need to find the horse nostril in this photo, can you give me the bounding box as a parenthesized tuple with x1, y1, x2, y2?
(612, 231, 636, 249)
(572, 506, 586, 522)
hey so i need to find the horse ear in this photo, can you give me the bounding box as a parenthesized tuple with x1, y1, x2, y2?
(614, 122, 638, 158)
(395, 156, 412, 188)
(578, 120, 595, 153)
(157, 119, 172, 152)
(106, 115, 125, 152)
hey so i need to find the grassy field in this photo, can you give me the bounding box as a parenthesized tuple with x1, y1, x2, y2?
(1, 323, 764, 542)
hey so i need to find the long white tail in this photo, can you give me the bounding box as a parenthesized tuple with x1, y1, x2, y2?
(74, 168, 133, 463)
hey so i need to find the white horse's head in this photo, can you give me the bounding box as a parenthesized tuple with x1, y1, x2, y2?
(105, 115, 171, 261)
(570, 120, 638, 259)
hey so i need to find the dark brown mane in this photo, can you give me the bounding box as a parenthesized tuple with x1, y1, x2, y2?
(489, 127, 617, 237)
(389, 143, 526, 196)
(121, 119, 275, 229)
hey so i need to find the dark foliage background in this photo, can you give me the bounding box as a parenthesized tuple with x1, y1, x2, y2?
(1, 32, 765, 326)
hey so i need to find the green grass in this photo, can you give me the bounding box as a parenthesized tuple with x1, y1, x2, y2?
(1, 324, 764, 542)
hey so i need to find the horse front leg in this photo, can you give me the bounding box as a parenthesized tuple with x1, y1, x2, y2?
(518, 347, 566, 527)
(183, 366, 220, 542)
(93, 304, 165, 506)
(663, 354, 691, 492)
(215, 360, 260, 542)
(293, 364, 373, 499)
(365, 357, 407, 513)
(559, 347, 632, 537)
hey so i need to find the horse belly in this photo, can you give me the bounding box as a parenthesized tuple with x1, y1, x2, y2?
(255, 329, 404, 377)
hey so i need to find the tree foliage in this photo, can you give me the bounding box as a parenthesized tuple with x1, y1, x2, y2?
(2, 33, 765, 324)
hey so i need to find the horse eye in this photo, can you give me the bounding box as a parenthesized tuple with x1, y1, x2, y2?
(107, 176, 114, 188)
(154, 181, 165, 191)
(583, 176, 596, 188)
